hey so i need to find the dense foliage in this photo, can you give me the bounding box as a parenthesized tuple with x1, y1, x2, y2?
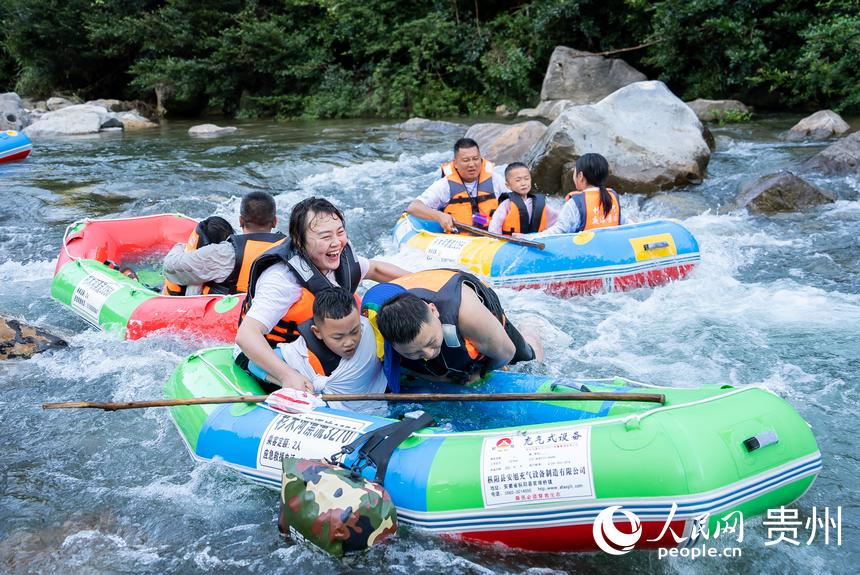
(0, 0, 857, 118)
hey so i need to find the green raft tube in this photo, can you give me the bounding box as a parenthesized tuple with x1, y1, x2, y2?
(165, 346, 821, 553)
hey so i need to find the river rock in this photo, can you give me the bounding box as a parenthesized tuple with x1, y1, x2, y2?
(526, 81, 711, 195)
(188, 123, 237, 136)
(731, 171, 835, 213)
(23, 104, 115, 136)
(0, 92, 30, 131)
(517, 99, 575, 122)
(783, 110, 850, 141)
(0, 315, 67, 360)
(46, 96, 78, 111)
(540, 46, 647, 104)
(393, 117, 465, 134)
(495, 104, 514, 118)
(686, 99, 750, 122)
(464, 121, 548, 164)
(117, 111, 158, 130)
(801, 131, 860, 175)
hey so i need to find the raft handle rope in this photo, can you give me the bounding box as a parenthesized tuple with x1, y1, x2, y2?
(195, 351, 252, 398)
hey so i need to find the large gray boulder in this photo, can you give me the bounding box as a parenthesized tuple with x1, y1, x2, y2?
(686, 99, 750, 122)
(0, 315, 67, 360)
(801, 131, 860, 175)
(540, 47, 647, 104)
(731, 171, 835, 213)
(465, 121, 548, 164)
(0, 92, 30, 131)
(526, 81, 711, 195)
(783, 110, 850, 141)
(23, 104, 114, 136)
(188, 123, 237, 136)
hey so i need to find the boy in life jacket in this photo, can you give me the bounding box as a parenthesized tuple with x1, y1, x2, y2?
(372, 269, 543, 384)
(406, 138, 508, 232)
(247, 288, 388, 412)
(162, 191, 285, 296)
(488, 162, 557, 235)
(517, 153, 631, 238)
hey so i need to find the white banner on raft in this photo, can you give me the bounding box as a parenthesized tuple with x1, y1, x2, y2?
(480, 426, 594, 507)
(425, 235, 472, 263)
(70, 271, 123, 326)
(256, 411, 371, 472)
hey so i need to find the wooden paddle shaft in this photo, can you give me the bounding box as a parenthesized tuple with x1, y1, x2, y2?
(42, 392, 664, 411)
(454, 221, 546, 250)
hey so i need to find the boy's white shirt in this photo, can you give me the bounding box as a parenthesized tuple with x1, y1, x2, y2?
(276, 315, 387, 413)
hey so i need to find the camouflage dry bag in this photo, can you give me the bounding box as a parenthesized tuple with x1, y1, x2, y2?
(278, 457, 398, 556)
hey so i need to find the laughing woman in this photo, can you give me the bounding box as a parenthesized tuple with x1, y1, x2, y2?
(234, 197, 408, 391)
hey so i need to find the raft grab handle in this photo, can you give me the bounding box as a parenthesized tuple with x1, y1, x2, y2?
(743, 431, 779, 453)
(643, 241, 670, 251)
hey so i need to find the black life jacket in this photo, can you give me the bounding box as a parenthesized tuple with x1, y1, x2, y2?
(204, 231, 286, 295)
(296, 319, 341, 376)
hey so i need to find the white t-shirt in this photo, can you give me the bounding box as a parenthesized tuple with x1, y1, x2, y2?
(415, 164, 509, 210)
(244, 256, 370, 332)
(277, 316, 387, 412)
(488, 196, 559, 234)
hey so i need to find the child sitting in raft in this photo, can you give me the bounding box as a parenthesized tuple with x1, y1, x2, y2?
(488, 162, 557, 235)
(248, 287, 388, 412)
(515, 153, 631, 238)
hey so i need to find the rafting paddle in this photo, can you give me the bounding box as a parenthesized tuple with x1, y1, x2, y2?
(42, 391, 665, 412)
(453, 221, 545, 250)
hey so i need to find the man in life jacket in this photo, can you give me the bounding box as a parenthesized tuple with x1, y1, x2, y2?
(370, 269, 543, 384)
(246, 288, 387, 412)
(235, 197, 408, 392)
(406, 138, 508, 232)
(488, 162, 557, 235)
(162, 191, 285, 295)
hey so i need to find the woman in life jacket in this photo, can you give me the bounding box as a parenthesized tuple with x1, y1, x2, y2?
(235, 197, 408, 392)
(516, 153, 630, 237)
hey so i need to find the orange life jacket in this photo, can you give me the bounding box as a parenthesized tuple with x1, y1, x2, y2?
(204, 232, 285, 295)
(499, 193, 548, 235)
(238, 241, 362, 347)
(565, 186, 621, 232)
(389, 268, 506, 382)
(297, 319, 341, 376)
(440, 160, 499, 229)
(162, 223, 210, 296)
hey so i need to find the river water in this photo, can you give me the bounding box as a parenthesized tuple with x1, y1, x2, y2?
(0, 117, 857, 574)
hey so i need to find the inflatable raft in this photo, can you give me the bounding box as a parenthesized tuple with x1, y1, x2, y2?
(52, 214, 243, 341)
(394, 215, 701, 296)
(165, 347, 821, 552)
(0, 130, 32, 163)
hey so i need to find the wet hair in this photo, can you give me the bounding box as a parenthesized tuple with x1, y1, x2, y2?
(198, 216, 235, 246)
(454, 138, 480, 154)
(504, 162, 530, 179)
(288, 197, 345, 253)
(376, 293, 434, 345)
(312, 288, 357, 325)
(575, 153, 613, 217)
(240, 191, 277, 229)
